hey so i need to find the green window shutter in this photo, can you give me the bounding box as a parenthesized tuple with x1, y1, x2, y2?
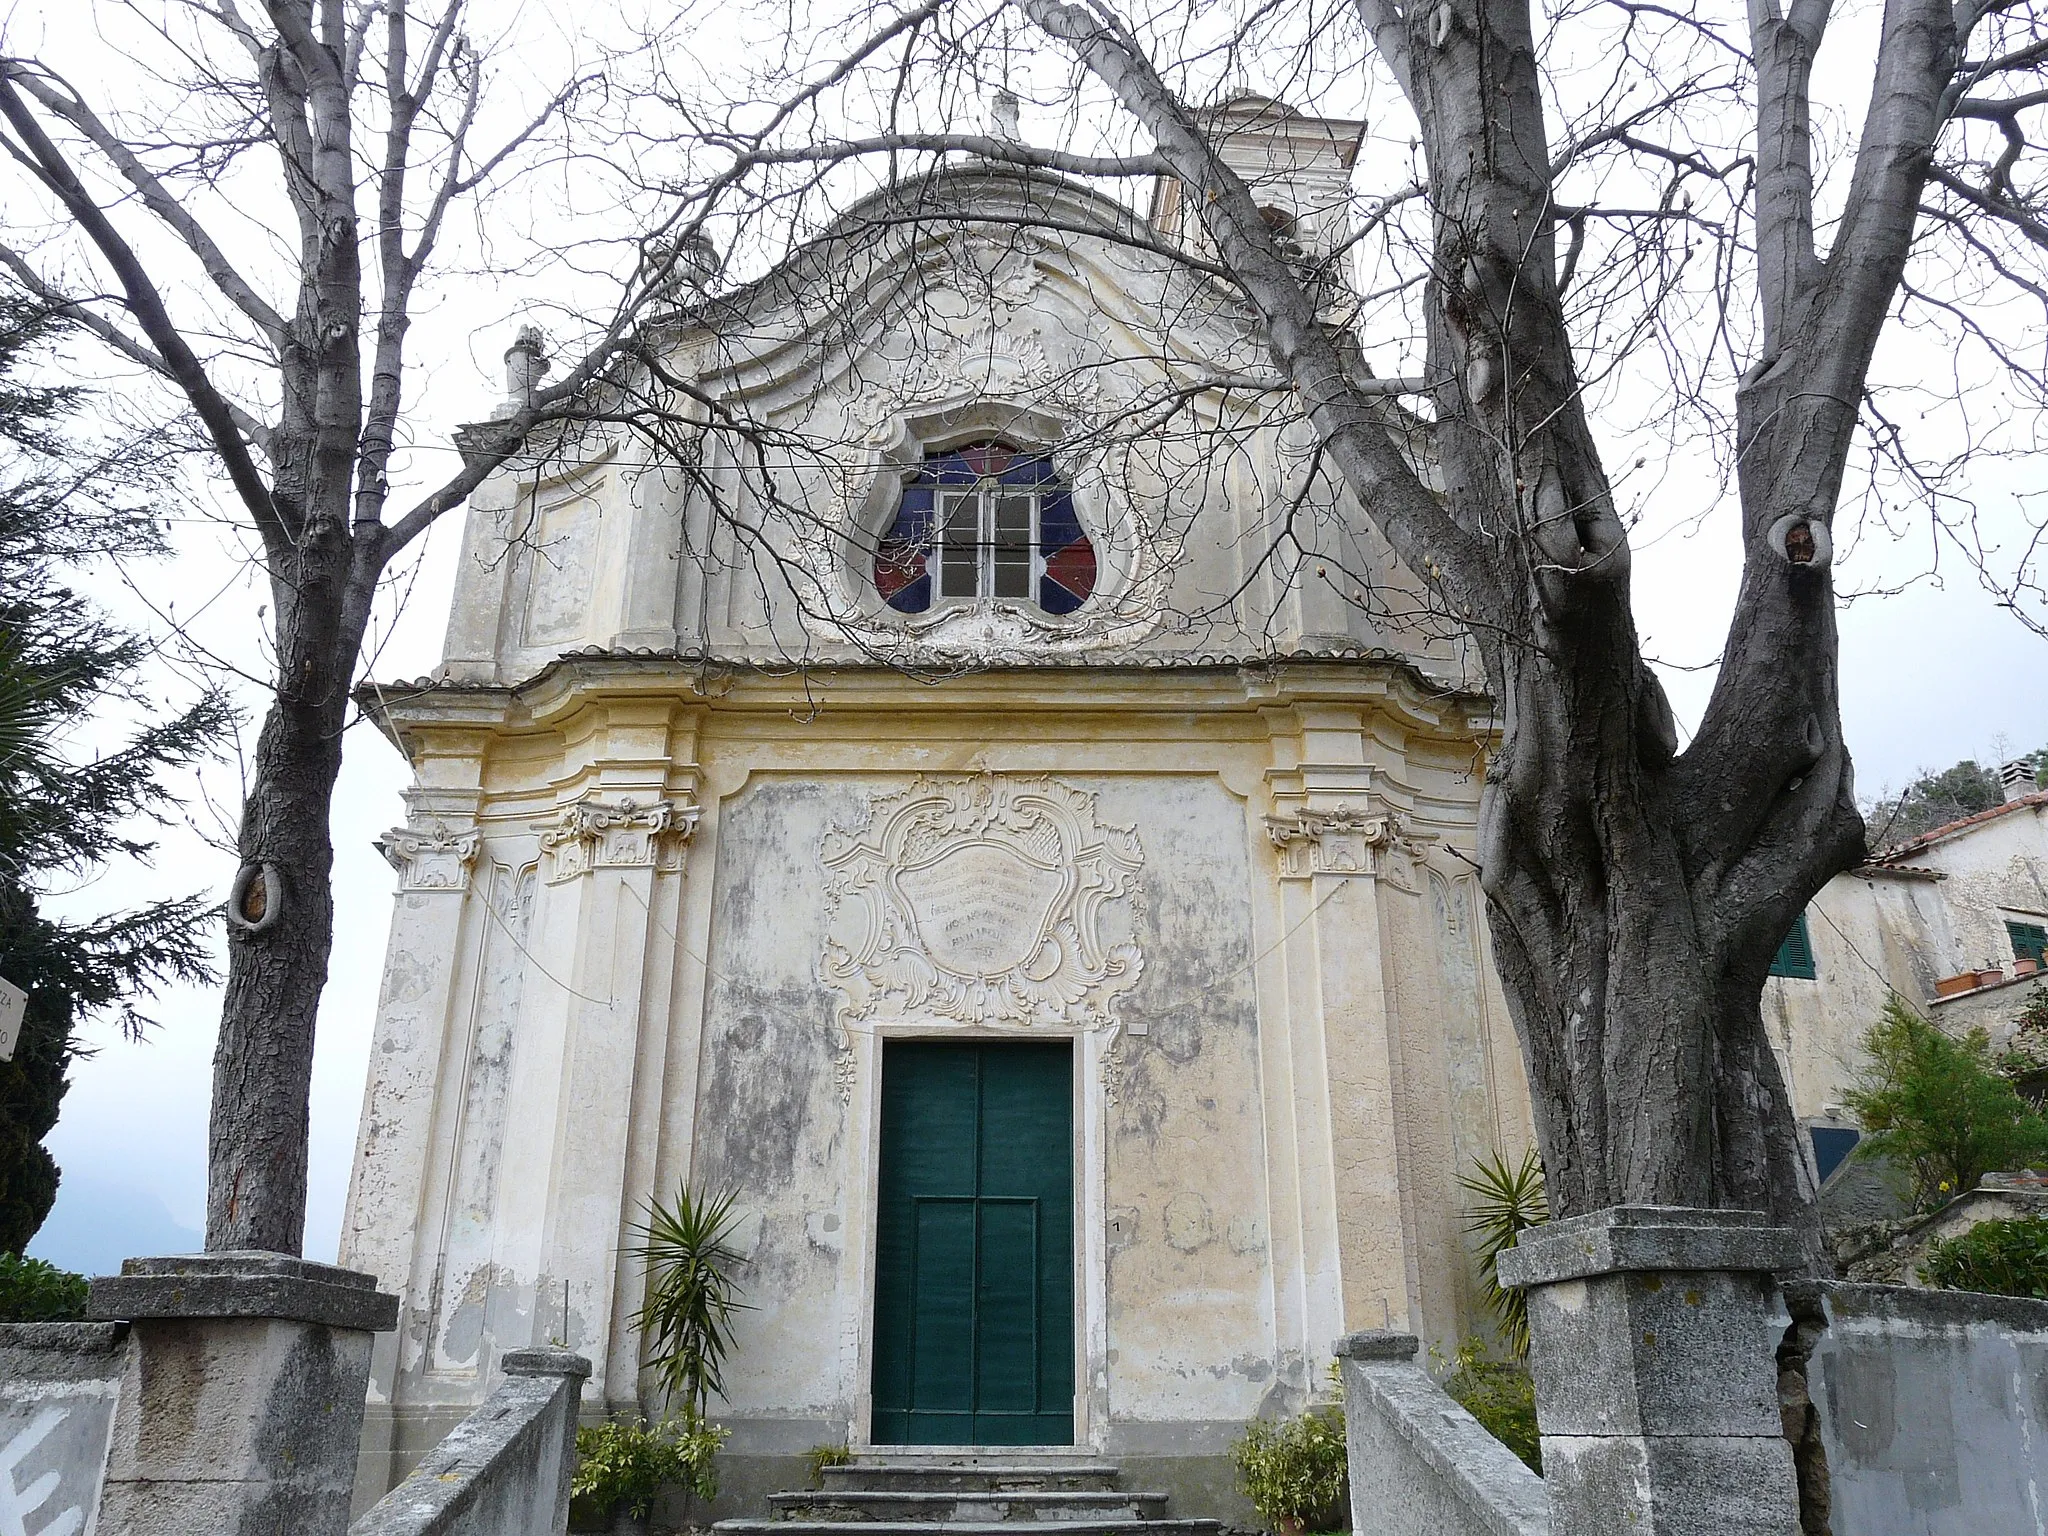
(2009, 921, 2048, 967)
(1770, 912, 1817, 979)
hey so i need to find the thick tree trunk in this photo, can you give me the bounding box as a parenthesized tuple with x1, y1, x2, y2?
(207, 695, 344, 1253)
(204, 513, 366, 1254)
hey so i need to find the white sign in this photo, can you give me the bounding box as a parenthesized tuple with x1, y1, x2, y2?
(0, 975, 24, 1062)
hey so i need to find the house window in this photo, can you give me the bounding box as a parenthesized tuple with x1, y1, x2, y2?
(1770, 912, 1817, 979)
(1808, 1125, 1861, 1185)
(2010, 920, 2048, 968)
(873, 441, 1096, 617)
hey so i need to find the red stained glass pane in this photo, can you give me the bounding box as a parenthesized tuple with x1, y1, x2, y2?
(961, 443, 1013, 478)
(875, 544, 924, 601)
(1044, 538, 1097, 600)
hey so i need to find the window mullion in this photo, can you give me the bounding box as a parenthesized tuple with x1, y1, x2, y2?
(978, 486, 994, 599)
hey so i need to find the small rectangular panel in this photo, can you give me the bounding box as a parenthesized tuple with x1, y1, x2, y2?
(910, 1198, 977, 1413)
(975, 1198, 1039, 1414)
(991, 494, 1033, 598)
(940, 491, 981, 598)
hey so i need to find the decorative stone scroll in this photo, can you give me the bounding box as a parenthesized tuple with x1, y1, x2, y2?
(1266, 804, 1424, 888)
(377, 824, 480, 892)
(539, 795, 699, 883)
(821, 774, 1144, 1028)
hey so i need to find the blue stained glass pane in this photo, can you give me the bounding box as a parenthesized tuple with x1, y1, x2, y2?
(1038, 492, 1082, 551)
(1038, 574, 1083, 615)
(885, 571, 931, 613)
(925, 451, 979, 485)
(889, 484, 935, 539)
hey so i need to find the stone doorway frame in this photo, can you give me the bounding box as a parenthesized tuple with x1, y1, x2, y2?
(840, 1018, 1110, 1451)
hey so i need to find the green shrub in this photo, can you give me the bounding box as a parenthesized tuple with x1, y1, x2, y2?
(1231, 1403, 1348, 1531)
(571, 1415, 724, 1521)
(1458, 1149, 1548, 1358)
(631, 1185, 751, 1419)
(1922, 1216, 2048, 1299)
(804, 1443, 853, 1488)
(0, 1252, 87, 1321)
(1438, 1339, 1542, 1474)
(1846, 995, 2048, 1210)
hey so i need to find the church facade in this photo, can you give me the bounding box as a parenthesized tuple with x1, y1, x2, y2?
(340, 100, 1536, 1514)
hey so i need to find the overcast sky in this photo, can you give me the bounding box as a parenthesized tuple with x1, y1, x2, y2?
(16, 2, 2048, 1274)
(27, 386, 2048, 1275)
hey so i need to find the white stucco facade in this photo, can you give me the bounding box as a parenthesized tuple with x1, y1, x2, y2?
(339, 104, 1539, 1514)
(1764, 790, 2048, 1142)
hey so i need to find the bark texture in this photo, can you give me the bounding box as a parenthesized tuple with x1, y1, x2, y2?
(1025, 0, 1970, 1245)
(0, 6, 626, 1252)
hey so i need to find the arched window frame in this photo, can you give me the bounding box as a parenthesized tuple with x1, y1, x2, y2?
(873, 439, 1096, 618)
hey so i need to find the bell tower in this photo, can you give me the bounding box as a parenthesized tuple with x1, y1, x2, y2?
(1148, 94, 1366, 272)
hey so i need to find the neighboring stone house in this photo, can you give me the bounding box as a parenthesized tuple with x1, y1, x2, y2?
(340, 100, 1538, 1516)
(1761, 762, 2048, 1203)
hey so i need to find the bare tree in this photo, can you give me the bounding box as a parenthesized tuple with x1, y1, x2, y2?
(605, 0, 2048, 1247)
(0, 3, 668, 1253)
(8, 0, 2042, 1266)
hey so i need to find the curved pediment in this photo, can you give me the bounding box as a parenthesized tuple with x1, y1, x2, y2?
(439, 156, 1474, 688)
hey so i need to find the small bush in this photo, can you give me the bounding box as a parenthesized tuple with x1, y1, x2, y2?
(1439, 1339, 1541, 1474)
(571, 1414, 724, 1521)
(0, 1252, 88, 1321)
(1231, 1404, 1348, 1531)
(1922, 1216, 2048, 1299)
(804, 1443, 853, 1488)
(1846, 995, 2048, 1210)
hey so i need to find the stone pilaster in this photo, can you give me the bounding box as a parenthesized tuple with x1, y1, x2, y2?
(1264, 786, 1431, 1345)
(489, 788, 697, 1408)
(88, 1254, 399, 1536)
(1497, 1205, 1806, 1535)
(340, 818, 481, 1411)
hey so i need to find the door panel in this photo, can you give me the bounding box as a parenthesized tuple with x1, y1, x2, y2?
(872, 1041, 1074, 1445)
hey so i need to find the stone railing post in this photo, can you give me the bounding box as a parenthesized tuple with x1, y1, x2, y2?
(87, 1252, 399, 1536)
(1496, 1205, 1805, 1536)
(349, 1347, 590, 1536)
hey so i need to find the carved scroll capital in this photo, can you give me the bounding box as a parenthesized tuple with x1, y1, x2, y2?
(1266, 804, 1421, 883)
(377, 824, 481, 892)
(540, 794, 699, 882)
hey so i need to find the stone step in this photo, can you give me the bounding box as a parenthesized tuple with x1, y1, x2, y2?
(716, 1521, 1223, 1536)
(821, 1464, 1125, 1494)
(769, 1491, 1172, 1523)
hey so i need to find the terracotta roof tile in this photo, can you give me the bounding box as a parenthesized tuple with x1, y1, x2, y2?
(1871, 790, 2048, 863)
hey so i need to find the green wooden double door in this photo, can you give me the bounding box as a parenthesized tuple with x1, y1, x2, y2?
(871, 1041, 1074, 1445)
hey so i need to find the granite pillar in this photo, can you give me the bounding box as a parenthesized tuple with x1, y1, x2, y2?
(1496, 1205, 1805, 1536)
(87, 1252, 399, 1536)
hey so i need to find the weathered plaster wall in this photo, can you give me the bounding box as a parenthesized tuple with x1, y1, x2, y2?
(1092, 777, 1270, 1441)
(691, 776, 865, 1437)
(1908, 802, 2048, 975)
(1764, 871, 1950, 1122)
(1760, 802, 2048, 1139)
(1812, 1283, 2048, 1536)
(342, 663, 1518, 1516)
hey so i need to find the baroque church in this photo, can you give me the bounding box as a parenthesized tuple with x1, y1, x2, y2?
(340, 97, 1538, 1515)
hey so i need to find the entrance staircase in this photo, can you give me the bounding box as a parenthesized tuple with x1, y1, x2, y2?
(713, 1449, 1225, 1536)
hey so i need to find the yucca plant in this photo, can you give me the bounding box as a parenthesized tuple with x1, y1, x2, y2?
(630, 1185, 752, 1420)
(1457, 1148, 1549, 1359)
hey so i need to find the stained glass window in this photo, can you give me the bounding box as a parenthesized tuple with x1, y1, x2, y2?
(873, 441, 1096, 616)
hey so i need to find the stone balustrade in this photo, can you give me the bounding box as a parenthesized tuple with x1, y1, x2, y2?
(349, 1348, 589, 1536)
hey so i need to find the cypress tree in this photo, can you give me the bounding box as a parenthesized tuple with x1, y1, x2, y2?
(0, 290, 228, 1254)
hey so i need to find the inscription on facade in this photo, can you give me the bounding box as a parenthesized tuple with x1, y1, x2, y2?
(899, 843, 1064, 975)
(822, 774, 1144, 1028)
